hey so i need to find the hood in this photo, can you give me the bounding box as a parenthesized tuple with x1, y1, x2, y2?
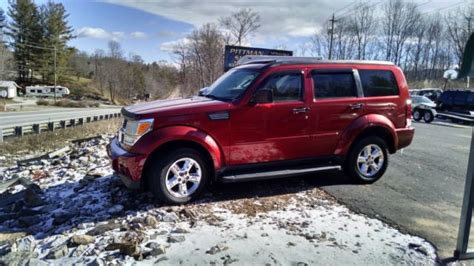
(122, 96, 231, 119)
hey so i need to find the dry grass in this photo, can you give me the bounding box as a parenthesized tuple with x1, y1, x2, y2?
(35, 99, 100, 108)
(0, 118, 122, 155)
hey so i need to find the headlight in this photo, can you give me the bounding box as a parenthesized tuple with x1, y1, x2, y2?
(119, 118, 154, 149)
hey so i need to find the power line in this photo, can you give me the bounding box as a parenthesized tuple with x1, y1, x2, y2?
(421, 0, 466, 15)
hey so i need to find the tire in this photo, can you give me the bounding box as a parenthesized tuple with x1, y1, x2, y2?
(343, 136, 389, 184)
(149, 148, 209, 204)
(423, 110, 434, 123)
(413, 109, 422, 121)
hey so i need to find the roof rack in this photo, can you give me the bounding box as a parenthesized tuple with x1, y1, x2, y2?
(236, 55, 394, 67)
(237, 55, 323, 65)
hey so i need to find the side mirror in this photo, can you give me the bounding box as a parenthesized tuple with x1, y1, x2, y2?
(252, 89, 273, 104)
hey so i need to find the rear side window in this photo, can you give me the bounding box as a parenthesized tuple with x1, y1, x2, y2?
(259, 72, 303, 102)
(312, 72, 357, 99)
(359, 70, 399, 97)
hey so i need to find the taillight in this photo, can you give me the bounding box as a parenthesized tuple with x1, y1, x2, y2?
(406, 99, 412, 127)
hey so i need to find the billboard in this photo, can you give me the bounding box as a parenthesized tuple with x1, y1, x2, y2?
(224, 45, 293, 71)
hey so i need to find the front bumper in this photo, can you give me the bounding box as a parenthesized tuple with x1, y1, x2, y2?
(107, 137, 146, 189)
(395, 127, 415, 150)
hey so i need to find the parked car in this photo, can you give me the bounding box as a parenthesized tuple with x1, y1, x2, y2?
(436, 90, 474, 114)
(108, 57, 414, 204)
(409, 88, 443, 102)
(411, 95, 437, 123)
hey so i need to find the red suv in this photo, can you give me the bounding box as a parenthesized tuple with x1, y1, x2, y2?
(108, 58, 414, 204)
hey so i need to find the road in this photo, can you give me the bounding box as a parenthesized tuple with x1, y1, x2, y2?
(0, 107, 121, 128)
(317, 121, 471, 259)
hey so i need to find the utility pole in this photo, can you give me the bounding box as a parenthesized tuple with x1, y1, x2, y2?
(328, 13, 338, 60)
(54, 45, 57, 103)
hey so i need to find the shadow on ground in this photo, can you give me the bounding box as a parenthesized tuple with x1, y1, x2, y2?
(0, 169, 355, 240)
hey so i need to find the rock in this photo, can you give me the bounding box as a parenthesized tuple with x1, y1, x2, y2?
(86, 258, 105, 266)
(162, 212, 178, 223)
(70, 235, 95, 246)
(23, 189, 44, 207)
(15, 235, 36, 252)
(167, 235, 185, 243)
(145, 215, 158, 227)
(46, 245, 68, 259)
(206, 244, 228, 255)
(144, 243, 166, 257)
(25, 258, 48, 266)
(408, 243, 428, 256)
(18, 215, 41, 228)
(71, 245, 87, 257)
(86, 223, 121, 236)
(108, 204, 124, 214)
(0, 232, 27, 243)
(106, 242, 141, 257)
(53, 211, 76, 225)
(0, 251, 38, 265)
(172, 224, 190, 234)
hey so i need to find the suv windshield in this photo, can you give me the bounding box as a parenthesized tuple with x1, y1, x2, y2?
(205, 68, 260, 101)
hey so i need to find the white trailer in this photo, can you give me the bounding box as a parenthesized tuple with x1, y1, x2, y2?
(25, 85, 70, 98)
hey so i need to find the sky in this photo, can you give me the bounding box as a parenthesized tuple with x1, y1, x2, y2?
(0, 0, 467, 63)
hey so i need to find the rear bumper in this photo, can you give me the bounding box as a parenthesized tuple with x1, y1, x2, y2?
(107, 137, 146, 189)
(395, 127, 415, 150)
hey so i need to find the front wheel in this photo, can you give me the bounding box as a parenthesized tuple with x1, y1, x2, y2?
(343, 137, 389, 184)
(149, 148, 209, 204)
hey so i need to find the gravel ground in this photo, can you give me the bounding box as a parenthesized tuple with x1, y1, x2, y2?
(0, 136, 438, 265)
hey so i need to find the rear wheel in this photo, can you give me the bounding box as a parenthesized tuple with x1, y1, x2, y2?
(343, 136, 388, 184)
(149, 148, 209, 204)
(423, 110, 434, 123)
(413, 109, 422, 121)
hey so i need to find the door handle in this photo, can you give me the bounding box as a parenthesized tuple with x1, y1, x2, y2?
(349, 103, 364, 110)
(292, 107, 310, 114)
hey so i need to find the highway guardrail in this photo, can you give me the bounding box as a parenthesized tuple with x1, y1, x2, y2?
(0, 112, 121, 143)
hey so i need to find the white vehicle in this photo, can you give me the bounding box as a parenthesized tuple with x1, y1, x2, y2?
(25, 85, 70, 98)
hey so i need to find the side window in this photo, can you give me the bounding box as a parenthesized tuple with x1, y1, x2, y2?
(359, 70, 399, 97)
(259, 72, 303, 102)
(312, 72, 357, 99)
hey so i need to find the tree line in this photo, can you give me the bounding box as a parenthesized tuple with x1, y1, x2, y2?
(308, 0, 473, 84)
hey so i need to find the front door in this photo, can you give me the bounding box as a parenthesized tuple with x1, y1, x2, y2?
(229, 70, 312, 165)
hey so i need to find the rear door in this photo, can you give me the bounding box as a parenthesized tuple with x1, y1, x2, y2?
(308, 69, 363, 156)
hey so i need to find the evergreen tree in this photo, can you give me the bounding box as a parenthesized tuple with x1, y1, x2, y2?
(39, 1, 74, 83)
(6, 0, 43, 82)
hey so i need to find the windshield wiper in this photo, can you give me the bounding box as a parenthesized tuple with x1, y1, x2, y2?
(204, 94, 231, 102)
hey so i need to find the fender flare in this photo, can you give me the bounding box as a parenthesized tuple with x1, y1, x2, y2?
(334, 114, 398, 156)
(132, 125, 224, 170)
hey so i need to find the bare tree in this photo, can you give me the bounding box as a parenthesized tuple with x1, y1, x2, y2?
(445, 5, 474, 65)
(382, 0, 422, 65)
(348, 3, 377, 60)
(219, 8, 260, 45)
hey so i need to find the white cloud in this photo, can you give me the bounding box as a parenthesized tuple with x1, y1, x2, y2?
(76, 27, 125, 41)
(104, 0, 452, 40)
(159, 37, 190, 52)
(130, 31, 148, 39)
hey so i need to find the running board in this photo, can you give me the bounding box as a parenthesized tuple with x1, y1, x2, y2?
(221, 165, 341, 183)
